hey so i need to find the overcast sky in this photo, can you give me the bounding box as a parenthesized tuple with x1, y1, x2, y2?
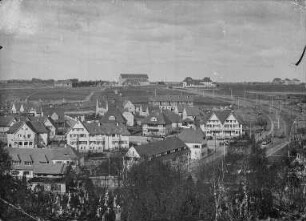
(0, 0, 305, 82)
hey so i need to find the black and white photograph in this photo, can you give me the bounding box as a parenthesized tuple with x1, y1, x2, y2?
(0, 0, 306, 220)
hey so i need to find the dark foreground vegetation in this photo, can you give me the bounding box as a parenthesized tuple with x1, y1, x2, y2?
(1, 136, 306, 220)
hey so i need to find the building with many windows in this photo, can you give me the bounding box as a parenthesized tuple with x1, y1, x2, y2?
(7, 121, 49, 148)
(66, 120, 130, 152)
(200, 110, 243, 139)
(149, 95, 194, 111)
(7, 145, 79, 194)
(142, 111, 172, 137)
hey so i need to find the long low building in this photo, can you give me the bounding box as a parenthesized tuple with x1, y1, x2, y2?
(124, 137, 190, 171)
(7, 145, 79, 180)
(149, 95, 194, 111)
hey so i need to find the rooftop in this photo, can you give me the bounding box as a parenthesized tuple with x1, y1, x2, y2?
(178, 128, 206, 144)
(134, 137, 188, 158)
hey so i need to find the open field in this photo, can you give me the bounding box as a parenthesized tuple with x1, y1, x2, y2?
(0, 87, 100, 103)
(216, 83, 306, 98)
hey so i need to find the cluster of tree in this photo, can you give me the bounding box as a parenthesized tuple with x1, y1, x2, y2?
(118, 137, 306, 220)
(72, 80, 108, 88)
(5, 78, 55, 84)
(0, 141, 117, 221)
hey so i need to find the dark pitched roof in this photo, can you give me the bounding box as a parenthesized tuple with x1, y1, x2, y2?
(120, 74, 148, 79)
(100, 123, 130, 136)
(134, 137, 188, 158)
(100, 107, 126, 124)
(178, 128, 205, 143)
(213, 110, 232, 124)
(142, 111, 171, 125)
(162, 110, 182, 123)
(34, 163, 66, 175)
(0, 116, 15, 127)
(7, 145, 79, 171)
(184, 106, 201, 116)
(7, 121, 27, 134)
(83, 122, 130, 136)
(28, 121, 49, 134)
(149, 95, 193, 102)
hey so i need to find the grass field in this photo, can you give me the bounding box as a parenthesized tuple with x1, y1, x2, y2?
(216, 83, 306, 99)
(0, 87, 99, 103)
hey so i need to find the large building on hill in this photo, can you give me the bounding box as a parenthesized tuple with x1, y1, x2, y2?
(118, 74, 149, 86)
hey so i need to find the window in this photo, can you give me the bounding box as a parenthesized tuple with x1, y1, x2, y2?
(150, 117, 157, 122)
(18, 134, 22, 138)
(29, 142, 33, 146)
(109, 116, 115, 121)
(23, 171, 30, 176)
(194, 145, 200, 148)
(19, 142, 22, 146)
(24, 142, 28, 146)
(24, 161, 32, 166)
(27, 134, 31, 138)
(12, 161, 20, 165)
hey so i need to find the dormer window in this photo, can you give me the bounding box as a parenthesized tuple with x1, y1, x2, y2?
(109, 116, 115, 121)
(151, 117, 157, 122)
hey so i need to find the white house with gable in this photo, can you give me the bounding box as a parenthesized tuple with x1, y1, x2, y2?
(201, 111, 243, 139)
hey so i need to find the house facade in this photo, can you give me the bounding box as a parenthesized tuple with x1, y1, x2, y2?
(142, 111, 172, 137)
(135, 104, 149, 117)
(200, 111, 243, 139)
(123, 100, 135, 114)
(122, 111, 134, 126)
(7, 122, 36, 148)
(178, 128, 207, 160)
(67, 120, 130, 152)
